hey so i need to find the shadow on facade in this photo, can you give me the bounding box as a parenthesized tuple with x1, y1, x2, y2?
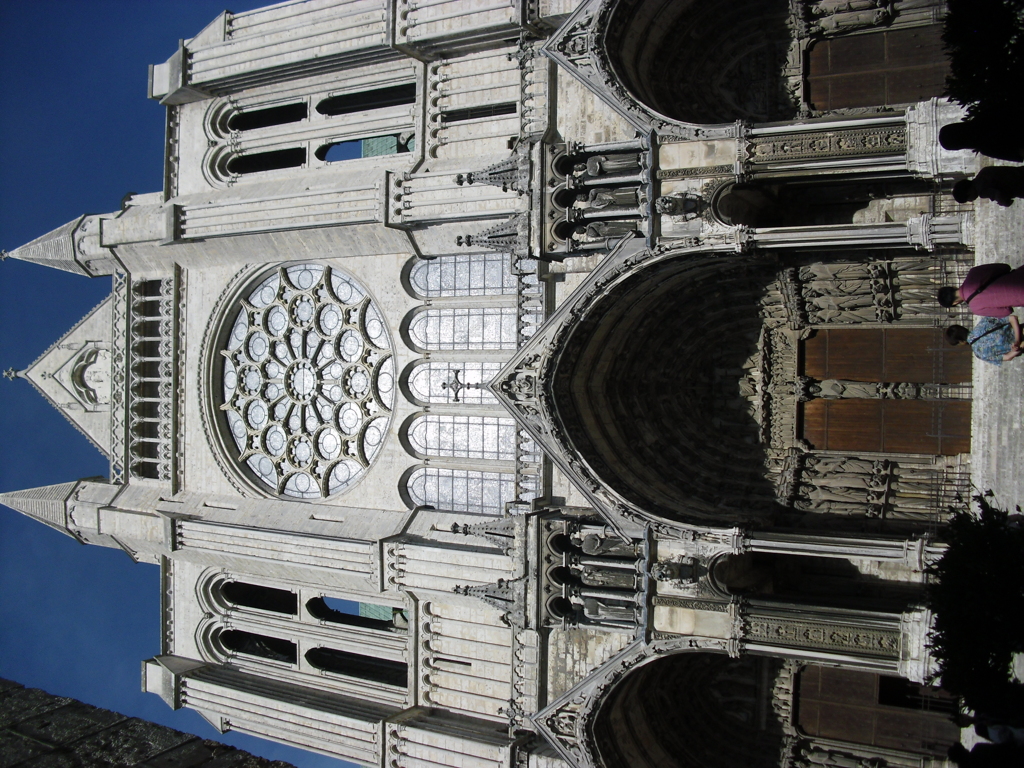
(602, 0, 797, 124)
(593, 653, 785, 768)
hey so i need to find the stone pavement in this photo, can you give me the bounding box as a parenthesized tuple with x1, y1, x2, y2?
(969, 166, 1024, 511)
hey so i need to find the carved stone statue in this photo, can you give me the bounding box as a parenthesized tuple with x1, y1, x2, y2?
(578, 566, 637, 590)
(573, 153, 642, 178)
(655, 193, 705, 218)
(807, 0, 893, 35)
(582, 597, 637, 623)
(577, 531, 637, 559)
(586, 186, 640, 209)
(575, 220, 640, 241)
(651, 558, 699, 584)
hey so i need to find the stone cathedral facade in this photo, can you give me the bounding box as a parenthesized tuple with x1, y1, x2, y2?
(1, 1, 984, 767)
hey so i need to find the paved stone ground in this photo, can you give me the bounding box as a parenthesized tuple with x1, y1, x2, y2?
(969, 164, 1024, 511)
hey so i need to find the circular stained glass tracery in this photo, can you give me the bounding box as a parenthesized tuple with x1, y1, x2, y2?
(220, 264, 395, 498)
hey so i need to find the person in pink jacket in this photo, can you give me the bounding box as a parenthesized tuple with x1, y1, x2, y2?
(938, 263, 1024, 356)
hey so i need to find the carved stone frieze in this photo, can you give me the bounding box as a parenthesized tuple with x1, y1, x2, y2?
(745, 614, 900, 658)
(657, 164, 735, 180)
(746, 125, 906, 165)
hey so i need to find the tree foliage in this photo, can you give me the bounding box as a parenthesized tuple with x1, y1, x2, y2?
(944, 0, 1024, 119)
(927, 493, 1024, 723)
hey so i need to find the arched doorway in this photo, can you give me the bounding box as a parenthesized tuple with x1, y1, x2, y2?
(550, 254, 779, 525)
(601, 0, 797, 123)
(592, 653, 785, 768)
(547, 249, 973, 529)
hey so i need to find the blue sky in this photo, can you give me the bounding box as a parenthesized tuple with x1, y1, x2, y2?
(0, 3, 354, 766)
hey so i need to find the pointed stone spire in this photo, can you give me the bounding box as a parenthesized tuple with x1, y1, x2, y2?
(0, 481, 78, 536)
(5, 216, 90, 275)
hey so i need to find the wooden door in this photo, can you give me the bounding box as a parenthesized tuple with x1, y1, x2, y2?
(799, 666, 958, 755)
(807, 24, 949, 111)
(801, 399, 971, 454)
(803, 328, 972, 384)
(799, 328, 972, 455)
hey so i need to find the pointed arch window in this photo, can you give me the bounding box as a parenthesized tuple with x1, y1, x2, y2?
(316, 84, 417, 116)
(406, 414, 517, 461)
(220, 629, 296, 664)
(305, 647, 407, 687)
(222, 581, 297, 615)
(406, 467, 522, 514)
(407, 307, 518, 351)
(307, 596, 407, 631)
(228, 102, 308, 132)
(408, 253, 516, 298)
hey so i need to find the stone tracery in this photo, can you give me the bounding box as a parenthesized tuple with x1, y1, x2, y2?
(218, 263, 395, 498)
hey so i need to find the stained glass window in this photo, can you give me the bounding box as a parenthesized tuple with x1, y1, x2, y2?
(407, 361, 501, 405)
(408, 253, 516, 298)
(406, 467, 520, 514)
(219, 264, 395, 498)
(407, 307, 518, 351)
(407, 414, 517, 461)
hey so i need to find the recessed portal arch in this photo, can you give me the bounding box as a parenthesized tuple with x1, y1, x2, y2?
(551, 253, 779, 525)
(592, 652, 785, 768)
(600, 0, 797, 124)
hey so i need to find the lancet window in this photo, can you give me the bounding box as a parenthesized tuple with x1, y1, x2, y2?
(228, 102, 308, 132)
(219, 629, 297, 664)
(406, 414, 517, 461)
(222, 581, 298, 615)
(407, 253, 516, 298)
(405, 467, 520, 515)
(406, 361, 502, 406)
(306, 596, 407, 631)
(406, 307, 518, 351)
(305, 647, 407, 687)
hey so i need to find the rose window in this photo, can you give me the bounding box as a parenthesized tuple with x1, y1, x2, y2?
(219, 264, 395, 498)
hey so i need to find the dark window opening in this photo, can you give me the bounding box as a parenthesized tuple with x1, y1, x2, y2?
(134, 340, 162, 359)
(131, 461, 160, 479)
(137, 381, 164, 400)
(132, 421, 160, 441)
(305, 647, 407, 687)
(440, 102, 517, 123)
(220, 629, 296, 663)
(133, 320, 162, 339)
(306, 596, 405, 631)
(228, 102, 308, 132)
(133, 280, 164, 299)
(133, 360, 162, 379)
(878, 676, 958, 715)
(227, 148, 305, 175)
(316, 84, 416, 116)
(222, 581, 298, 615)
(132, 401, 160, 420)
(131, 440, 160, 459)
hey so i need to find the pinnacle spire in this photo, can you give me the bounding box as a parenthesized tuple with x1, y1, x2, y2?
(0, 482, 78, 536)
(5, 216, 90, 275)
